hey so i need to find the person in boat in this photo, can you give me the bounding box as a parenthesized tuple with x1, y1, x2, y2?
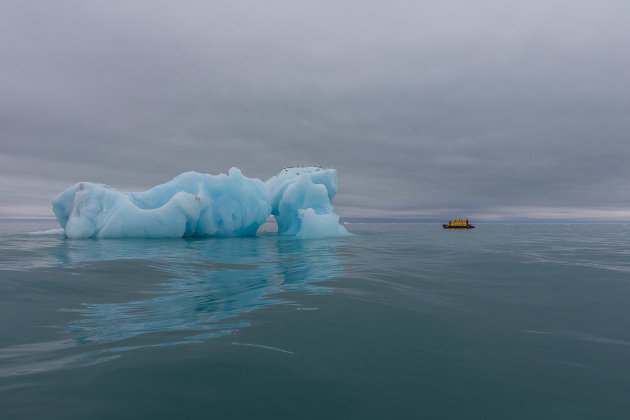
(465, 219, 469, 226)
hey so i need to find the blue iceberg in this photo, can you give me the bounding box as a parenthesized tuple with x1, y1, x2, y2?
(266, 167, 348, 237)
(52, 167, 349, 239)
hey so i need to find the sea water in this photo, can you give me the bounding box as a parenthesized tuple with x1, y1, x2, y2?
(1, 221, 630, 419)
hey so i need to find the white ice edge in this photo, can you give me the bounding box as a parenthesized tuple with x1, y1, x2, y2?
(28, 229, 65, 236)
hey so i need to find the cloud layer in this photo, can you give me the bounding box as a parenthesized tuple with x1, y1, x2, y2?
(2, 0, 629, 220)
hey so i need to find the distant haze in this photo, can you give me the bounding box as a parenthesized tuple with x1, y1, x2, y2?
(2, 0, 629, 221)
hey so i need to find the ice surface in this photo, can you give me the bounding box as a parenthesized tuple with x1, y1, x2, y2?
(51, 167, 348, 239)
(265, 167, 349, 239)
(52, 168, 270, 239)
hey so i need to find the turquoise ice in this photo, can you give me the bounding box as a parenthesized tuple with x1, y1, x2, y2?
(52, 167, 349, 239)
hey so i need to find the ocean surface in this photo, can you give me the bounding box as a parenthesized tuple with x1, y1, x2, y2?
(1, 221, 630, 419)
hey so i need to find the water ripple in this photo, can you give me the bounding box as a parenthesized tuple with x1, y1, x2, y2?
(0, 227, 345, 374)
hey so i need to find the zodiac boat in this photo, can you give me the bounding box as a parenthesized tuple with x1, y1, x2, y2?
(442, 221, 475, 229)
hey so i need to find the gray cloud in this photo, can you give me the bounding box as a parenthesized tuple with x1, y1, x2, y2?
(2, 0, 629, 220)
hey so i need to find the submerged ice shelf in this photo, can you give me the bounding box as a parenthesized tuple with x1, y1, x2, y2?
(52, 167, 349, 239)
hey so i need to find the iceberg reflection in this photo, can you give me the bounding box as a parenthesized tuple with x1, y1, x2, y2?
(52, 233, 342, 363)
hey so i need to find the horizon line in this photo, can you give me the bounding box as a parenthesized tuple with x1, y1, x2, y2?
(1, 216, 628, 225)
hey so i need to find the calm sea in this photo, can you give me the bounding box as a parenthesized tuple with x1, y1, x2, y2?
(1, 221, 630, 419)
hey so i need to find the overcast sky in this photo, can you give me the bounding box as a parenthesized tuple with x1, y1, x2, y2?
(2, 0, 629, 221)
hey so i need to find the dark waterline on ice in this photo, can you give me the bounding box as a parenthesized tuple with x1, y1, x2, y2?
(1, 221, 630, 418)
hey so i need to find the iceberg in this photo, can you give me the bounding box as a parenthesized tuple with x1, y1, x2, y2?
(265, 167, 349, 238)
(51, 167, 349, 239)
